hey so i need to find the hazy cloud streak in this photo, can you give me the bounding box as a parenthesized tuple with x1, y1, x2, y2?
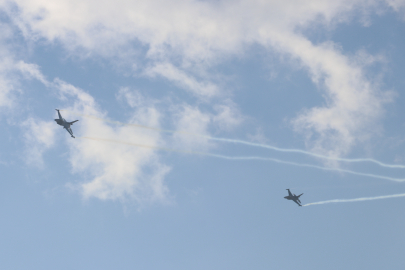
(22, 118, 57, 168)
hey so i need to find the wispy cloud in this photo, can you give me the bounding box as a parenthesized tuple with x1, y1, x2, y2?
(2, 0, 399, 157)
(287, 37, 393, 158)
(213, 101, 244, 131)
(12, 67, 172, 204)
(0, 55, 20, 110)
(386, 0, 405, 14)
(1, 0, 403, 205)
(171, 104, 213, 151)
(57, 82, 171, 203)
(0, 58, 51, 111)
(22, 117, 57, 168)
(0, 47, 49, 111)
(144, 62, 219, 98)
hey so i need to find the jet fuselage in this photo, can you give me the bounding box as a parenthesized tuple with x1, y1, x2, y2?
(55, 118, 69, 128)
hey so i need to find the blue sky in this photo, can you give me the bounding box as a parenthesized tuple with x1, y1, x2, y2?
(1, 0, 405, 269)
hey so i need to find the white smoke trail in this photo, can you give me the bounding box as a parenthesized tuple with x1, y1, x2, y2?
(200, 137, 405, 169)
(80, 137, 405, 182)
(64, 110, 405, 169)
(303, 193, 405, 206)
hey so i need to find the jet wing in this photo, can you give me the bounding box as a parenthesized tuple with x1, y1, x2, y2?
(65, 127, 75, 138)
(287, 189, 293, 196)
(293, 199, 302, 206)
(70, 120, 79, 125)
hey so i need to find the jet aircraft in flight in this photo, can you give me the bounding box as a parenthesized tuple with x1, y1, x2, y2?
(284, 189, 303, 206)
(54, 109, 79, 138)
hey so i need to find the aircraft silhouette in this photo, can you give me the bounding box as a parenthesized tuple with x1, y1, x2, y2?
(284, 189, 303, 206)
(54, 109, 78, 138)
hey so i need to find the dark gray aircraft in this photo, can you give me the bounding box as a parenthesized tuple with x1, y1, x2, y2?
(54, 109, 78, 138)
(284, 189, 303, 207)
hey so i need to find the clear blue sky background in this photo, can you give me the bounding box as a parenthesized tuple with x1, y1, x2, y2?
(0, 1, 405, 269)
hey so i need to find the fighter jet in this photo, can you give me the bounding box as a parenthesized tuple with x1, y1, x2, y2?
(54, 109, 78, 138)
(284, 189, 303, 207)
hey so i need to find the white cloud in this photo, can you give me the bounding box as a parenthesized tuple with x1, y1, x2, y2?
(0, 20, 31, 110)
(14, 69, 172, 203)
(117, 88, 243, 151)
(283, 36, 392, 157)
(170, 102, 242, 151)
(0, 58, 45, 111)
(213, 101, 243, 131)
(0, 55, 18, 110)
(144, 62, 219, 98)
(116, 87, 146, 108)
(22, 118, 57, 168)
(3, 0, 383, 61)
(172, 104, 213, 151)
(1, 0, 401, 160)
(16, 60, 50, 86)
(54, 82, 171, 203)
(386, 0, 405, 11)
(0, 42, 48, 110)
(0, 69, 15, 109)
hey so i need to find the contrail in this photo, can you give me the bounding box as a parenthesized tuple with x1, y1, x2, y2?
(63, 110, 405, 169)
(80, 137, 405, 182)
(198, 137, 405, 169)
(303, 193, 405, 206)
